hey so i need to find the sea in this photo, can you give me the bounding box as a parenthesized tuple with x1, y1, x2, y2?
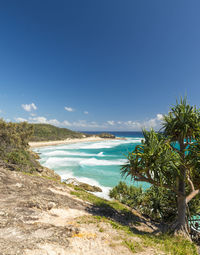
(34, 132, 150, 199)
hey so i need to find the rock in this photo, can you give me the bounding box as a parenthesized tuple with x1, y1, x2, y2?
(79, 183, 102, 192)
(65, 178, 80, 186)
(98, 133, 115, 139)
(64, 178, 102, 192)
(37, 167, 61, 181)
(47, 201, 56, 210)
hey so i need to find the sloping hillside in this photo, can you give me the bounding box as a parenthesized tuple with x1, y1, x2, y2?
(0, 167, 197, 255)
(30, 123, 84, 141)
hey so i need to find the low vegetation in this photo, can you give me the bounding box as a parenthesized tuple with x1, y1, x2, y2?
(70, 186, 198, 255)
(109, 182, 200, 223)
(30, 123, 84, 141)
(0, 119, 40, 173)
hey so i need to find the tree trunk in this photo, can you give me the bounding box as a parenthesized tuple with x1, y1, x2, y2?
(175, 193, 188, 233)
(172, 170, 189, 237)
(171, 142, 189, 236)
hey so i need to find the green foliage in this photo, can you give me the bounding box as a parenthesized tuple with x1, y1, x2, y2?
(141, 186, 177, 222)
(121, 129, 180, 191)
(0, 119, 33, 153)
(0, 119, 40, 173)
(109, 182, 177, 222)
(30, 123, 84, 141)
(141, 234, 198, 255)
(121, 98, 200, 232)
(162, 97, 200, 142)
(109, 181, 143, 208)
(110, 182, 200, 223)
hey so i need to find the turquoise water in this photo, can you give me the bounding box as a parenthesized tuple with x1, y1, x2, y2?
(34, 132, 150, 199)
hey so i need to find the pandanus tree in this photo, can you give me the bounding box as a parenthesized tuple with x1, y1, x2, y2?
(122, 98, 200, 236)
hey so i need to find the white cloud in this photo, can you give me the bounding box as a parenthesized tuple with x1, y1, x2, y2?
(29, 116, 61, 126)
(15, 113, 164, 131)
(121, 113, 163, 131)
(22, 103, 37, 112)
(48, 119, 60, 126)
(107, 120, 115, 126)
(156, 113, 163, 120)
(29, 116, 70, 127)
(62, 120, 72, 126)
(29, 116, 47, 123)
(15, 117, 27, 122)
(61, 120, 104, 129)
(84, 111, 89, 115)
(65, 107, 75, 112)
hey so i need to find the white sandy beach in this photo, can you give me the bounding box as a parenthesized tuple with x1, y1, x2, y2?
(29, 136, 121, 148)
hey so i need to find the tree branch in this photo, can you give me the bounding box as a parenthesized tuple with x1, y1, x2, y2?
(187, 176, 195, 192)
(186, 189, 200, 204)
(133, 171, 180, 195)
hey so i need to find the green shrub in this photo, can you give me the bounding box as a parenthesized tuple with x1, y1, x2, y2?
(110, 182, 200, 223)
(0, 119, 41, 173)
(30, 123, 83, 141)
(109, 181, 143, 208)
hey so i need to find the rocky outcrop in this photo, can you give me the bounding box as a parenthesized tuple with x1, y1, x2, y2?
(0, 167, 88, 255)
(98, 133, 115, 139)
(64, 178, 102, 192)
(36, 166, 61, 181)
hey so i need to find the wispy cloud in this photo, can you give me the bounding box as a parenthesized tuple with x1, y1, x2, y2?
(122, 113, 164, 131)
(29, 116, 60, 126)
(14, 113, 164, 131)
(15, 117, 27, 122)
(21, 103, 37, 112)
(107, 120, 115, 126)
(84, 111, 89, 115)
(64, 106, 75, 112)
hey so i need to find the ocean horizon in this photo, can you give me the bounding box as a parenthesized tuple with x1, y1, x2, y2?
(34, 131, 150, 199)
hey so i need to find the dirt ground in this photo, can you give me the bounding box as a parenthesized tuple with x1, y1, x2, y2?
(0, 168, 165, 255)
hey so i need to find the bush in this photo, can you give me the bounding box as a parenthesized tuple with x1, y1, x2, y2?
(109, 181, 143, 208)
(0, 119, 40, 173)
(110, 182, 200, 223)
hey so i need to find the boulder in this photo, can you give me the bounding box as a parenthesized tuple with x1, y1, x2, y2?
(64, 178, 102, 192)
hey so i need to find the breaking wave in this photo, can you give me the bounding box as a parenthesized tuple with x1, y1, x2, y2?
(43, 157, 127, 168)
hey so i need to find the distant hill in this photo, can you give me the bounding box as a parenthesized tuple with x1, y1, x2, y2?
(30, 123, 84, 141)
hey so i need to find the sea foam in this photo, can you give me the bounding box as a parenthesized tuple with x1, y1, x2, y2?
(43, 156, 127, 168)
(80, 157, 127, 166)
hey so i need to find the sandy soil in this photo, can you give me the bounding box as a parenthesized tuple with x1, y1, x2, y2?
(29, 136, 120, 148)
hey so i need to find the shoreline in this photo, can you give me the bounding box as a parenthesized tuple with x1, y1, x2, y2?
(29, 136, 125, 148)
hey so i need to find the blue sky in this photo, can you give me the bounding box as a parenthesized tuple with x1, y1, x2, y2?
(0, 0, 200, 131)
